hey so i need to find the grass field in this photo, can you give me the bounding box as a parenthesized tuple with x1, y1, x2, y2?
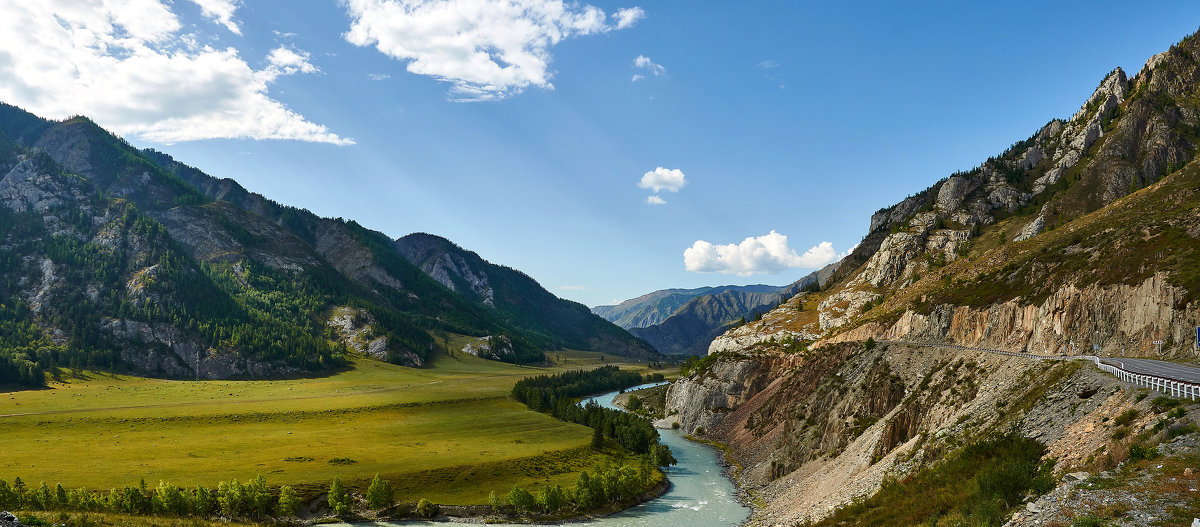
(0, 348, 672, 504)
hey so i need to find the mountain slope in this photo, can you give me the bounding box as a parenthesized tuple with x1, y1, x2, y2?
(662, 29, 1200, 527)
(0, 102, 653, 386)
(714, 32, 1200, 360)
(394, 233, 658, 359)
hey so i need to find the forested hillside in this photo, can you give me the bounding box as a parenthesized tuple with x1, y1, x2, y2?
(0, 103, 654, 386)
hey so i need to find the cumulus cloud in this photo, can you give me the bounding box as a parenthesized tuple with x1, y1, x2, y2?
(638, 167, 686, 193)
(645, 195, 666, 205)
(683, 231, 838, 276)
(0, 1, 350, 145)
(632, 54, 665, 80)
(190, 0, 243, 34)
(342, 0, 644, 101)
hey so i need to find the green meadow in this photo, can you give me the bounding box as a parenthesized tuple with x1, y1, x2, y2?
(0, 349, 668, 504)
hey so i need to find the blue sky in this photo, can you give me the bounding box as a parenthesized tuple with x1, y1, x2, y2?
(3, 2, 1199, 307)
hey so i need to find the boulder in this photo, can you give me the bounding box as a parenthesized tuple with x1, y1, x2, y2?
(0, 511, 25, 527)
(1063, 471, 1090, 483)
(1014, 215, 1045, 242)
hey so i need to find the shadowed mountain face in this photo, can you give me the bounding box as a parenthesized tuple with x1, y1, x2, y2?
(0, 103, 655, 386)
(395, 233, 659, 359)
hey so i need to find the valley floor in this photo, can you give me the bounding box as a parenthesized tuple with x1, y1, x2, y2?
(1, 350, 665, 506)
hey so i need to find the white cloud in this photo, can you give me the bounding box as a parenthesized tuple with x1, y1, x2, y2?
(683, 231, 838, 276)
(633, 54, 665, 77)
(638, 167, 686, 193)
(368, 73, 391, 81)
(190, 0, 242, 35)
(631, 73, 644, 83)
(0, 1, 349, 145)
(756, 60, 779, 69)
(613, 7, 644, 29)
(264, 46, 318, 77)
(645, 195, 666, 205)
(342, 0, 643, 101)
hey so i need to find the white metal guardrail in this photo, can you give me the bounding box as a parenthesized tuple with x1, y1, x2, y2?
(879, 340, 1200, 401)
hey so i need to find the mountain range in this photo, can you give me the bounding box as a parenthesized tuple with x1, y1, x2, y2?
(0, 103, 655, 386)
(594, 262, 841, 356)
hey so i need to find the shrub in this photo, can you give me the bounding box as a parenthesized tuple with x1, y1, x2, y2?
(1113, 409, 1139, 427)
(415, 498, 438, 518)
(1128, 443, 1159, 462)
(508, 486, 535, 513)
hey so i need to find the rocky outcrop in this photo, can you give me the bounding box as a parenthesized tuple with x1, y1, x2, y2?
(461, 335, 517, 362)
(396, 233, 495, 306)
(150, 202, 320, 272)
(101, 318, 304, 379)
(0, 159, 90, 214)
(1013, 214, 1045, 242)
(660, 354, 773, 434)
(313, 221, 405, 293)
(828, 273, 1200, 360)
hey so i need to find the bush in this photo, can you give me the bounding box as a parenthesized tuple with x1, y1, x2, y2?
(415, 498, 438, 518)
(1113, 409, 1139, 427)
(488, 490, 503, 512)
(1151, 396, 1182, 413)
(508, 486, 535, 513)
(1128, 443, 1159, 462)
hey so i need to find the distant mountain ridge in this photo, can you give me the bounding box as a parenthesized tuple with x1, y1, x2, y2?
(593, 284, 785, 330)
(594, 268, 839, 356)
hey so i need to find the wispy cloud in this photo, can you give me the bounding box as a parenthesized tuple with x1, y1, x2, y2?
(631, 54, 665, 81)
(367, 73, 391, 81)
